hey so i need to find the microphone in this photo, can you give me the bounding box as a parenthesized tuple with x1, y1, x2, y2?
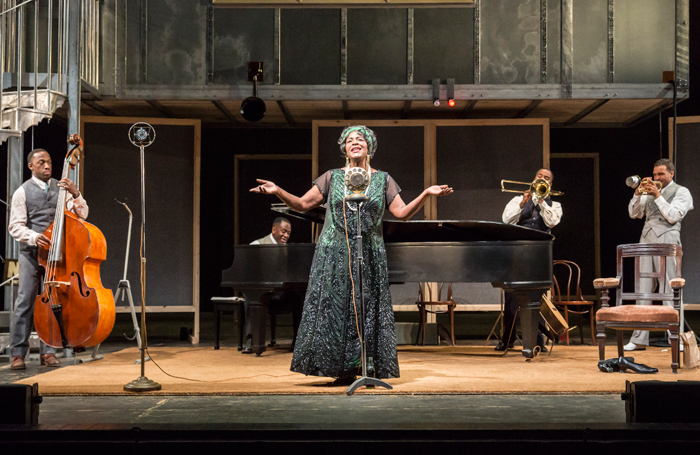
(344, 167, 370, 203)
(128, 123, 156, 148)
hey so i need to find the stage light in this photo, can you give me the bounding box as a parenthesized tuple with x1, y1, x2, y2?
(447, 78, 455, 107)
(432, 78, 440, 107)
(241, 62, 266, 122)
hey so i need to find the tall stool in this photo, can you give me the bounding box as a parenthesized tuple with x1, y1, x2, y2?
(212, 296, 246, 350)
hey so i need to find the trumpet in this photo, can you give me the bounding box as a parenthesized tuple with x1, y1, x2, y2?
(626, 175, 662, 195)
(501, 178, 563, 201)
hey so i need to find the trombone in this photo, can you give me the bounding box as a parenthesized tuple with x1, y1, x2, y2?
(501, 178, 563, 201)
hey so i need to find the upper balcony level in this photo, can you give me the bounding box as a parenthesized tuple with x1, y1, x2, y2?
(66, 0, 692, 127)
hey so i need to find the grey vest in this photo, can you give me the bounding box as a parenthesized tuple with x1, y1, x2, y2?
(643, 182, 683, 237)
(253, 234, 277, 245)
(21, 178, 59, 252)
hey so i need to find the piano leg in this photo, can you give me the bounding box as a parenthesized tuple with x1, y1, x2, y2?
(244, 290, 269, 357)
(515, 290, 541, 359)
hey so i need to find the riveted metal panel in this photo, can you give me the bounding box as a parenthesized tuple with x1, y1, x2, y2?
(280, 9, 341, 85)
(572, 0, 607, 84)
(213, 8, 274, 84)
(125, 0, 141, 85)
(546, 0, 560, 84)
(480, 0, 540, 84)
(347, 8, 407, 85)
(615, 0, 675, 84)
(146, 0, 206, 85)
(414, 8, 473, 85)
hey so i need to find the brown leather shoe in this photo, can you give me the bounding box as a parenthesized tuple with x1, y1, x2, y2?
(40, 353, 61, 367)
(11, 355, 26, 370)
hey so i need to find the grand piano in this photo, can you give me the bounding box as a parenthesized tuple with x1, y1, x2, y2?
(222, 209, 553, 359)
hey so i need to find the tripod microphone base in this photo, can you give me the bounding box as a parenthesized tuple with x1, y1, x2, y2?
(124, 376, 162, 392)
(346, 376, 392, 396)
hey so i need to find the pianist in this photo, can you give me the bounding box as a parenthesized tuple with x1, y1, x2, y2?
(497, 168, 562, 353)
(250, 125, 452, 384)
(242, 217, 295, 354)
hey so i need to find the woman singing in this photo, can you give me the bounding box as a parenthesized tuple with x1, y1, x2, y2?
(250, 125, 452, 384)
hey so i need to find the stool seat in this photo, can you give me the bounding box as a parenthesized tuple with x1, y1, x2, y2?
(596, 305, 679, 323)
(212, 296, 246, 351)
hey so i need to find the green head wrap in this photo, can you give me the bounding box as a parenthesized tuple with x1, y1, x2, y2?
(337, 125, 377, 158)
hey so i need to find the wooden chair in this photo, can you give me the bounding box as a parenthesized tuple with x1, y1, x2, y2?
(594, 243, 684, 373)
(551, 260, 596, 345)
(416, 282, 457, 346)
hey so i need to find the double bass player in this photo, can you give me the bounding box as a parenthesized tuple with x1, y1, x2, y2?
(8, 148, 88, 369)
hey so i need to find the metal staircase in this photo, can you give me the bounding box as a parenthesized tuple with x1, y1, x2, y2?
(0, 0, 99, 144)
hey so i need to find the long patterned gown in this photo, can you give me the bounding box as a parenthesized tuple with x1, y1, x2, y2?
(290, 168, 401, 379)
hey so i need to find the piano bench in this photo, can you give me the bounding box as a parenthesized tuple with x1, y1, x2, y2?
(212, 296, 246, 351)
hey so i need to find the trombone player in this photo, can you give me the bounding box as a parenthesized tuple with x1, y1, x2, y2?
(624, 158, 693, 351)
(497, 168, 562, 352)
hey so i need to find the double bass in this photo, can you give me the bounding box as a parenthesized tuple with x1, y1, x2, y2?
(34, 135, 115, 350)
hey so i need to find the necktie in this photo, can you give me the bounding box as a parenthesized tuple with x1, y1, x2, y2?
(44, 182, 49, 194)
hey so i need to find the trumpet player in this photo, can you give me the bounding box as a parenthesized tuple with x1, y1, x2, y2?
(497, 168, 562, 352)
(625, 158, 693, 352)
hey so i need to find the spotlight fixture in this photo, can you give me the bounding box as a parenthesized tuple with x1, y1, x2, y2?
(447, 78, 455, 107)
(241, 62, 266, 122)
(432, 78, 440, 107)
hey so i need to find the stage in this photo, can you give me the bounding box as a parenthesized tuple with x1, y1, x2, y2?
(12, 344, 700, 396)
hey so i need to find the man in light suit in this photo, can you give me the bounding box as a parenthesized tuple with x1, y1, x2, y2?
(243, 217, 298, 353)
(625, 158, 693, 351)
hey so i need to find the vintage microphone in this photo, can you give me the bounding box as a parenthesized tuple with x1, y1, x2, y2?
(343, 167, 392, 396)
(124, 123, 161, 392)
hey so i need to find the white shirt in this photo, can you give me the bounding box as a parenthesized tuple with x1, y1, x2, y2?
(628, 181, 694, 225)
(502, 196, 562, 228)
(8, 176, 89, 246)
(249, 233, 277, 245)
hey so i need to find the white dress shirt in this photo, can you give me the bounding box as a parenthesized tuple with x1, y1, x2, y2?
(502, 196, 562, 228)
(8, 176, 89, 246)
(249, 233, 277, 245)
(628, 181, 694, 224)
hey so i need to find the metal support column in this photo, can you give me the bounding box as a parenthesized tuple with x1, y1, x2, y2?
(560, 0, 573, 99)
(67, 0, 80, 184)
(4, 135, 23, 310)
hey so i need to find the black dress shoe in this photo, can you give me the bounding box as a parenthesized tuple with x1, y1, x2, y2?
(494, 342, 515, 352)
(331, 376, 356, 386)
(598, 357, 636, 373)
(241, 338, 253, 354)
(617, 356, 658, 374)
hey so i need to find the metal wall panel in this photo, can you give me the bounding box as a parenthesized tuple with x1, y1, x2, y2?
(347, 9, 407, 85)
(414, 8, 473, 85)
(213, 9, 275, 84)
(546, 0, 561, 84)
(572, 0, 607, 83)
(615, 0, 675, 83)
(280, 9, 340, 85)
(480, 0, 540, 84)
(146, 0, 206, 85)
(101, 0, 117, 91)
(125, 0, 142, 85)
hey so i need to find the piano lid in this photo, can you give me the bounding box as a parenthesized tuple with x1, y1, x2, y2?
(271, 203, 326, 223)
(383, 220, 554, 243)
(270, 204, 553, 242)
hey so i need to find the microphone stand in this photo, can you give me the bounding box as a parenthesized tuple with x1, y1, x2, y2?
(124, 123, 161, 392)
(345, 192, 392, 396)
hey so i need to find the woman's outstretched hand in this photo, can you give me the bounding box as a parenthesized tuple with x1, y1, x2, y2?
(250, 179, 278, 195)
(426, 185, 453, 196)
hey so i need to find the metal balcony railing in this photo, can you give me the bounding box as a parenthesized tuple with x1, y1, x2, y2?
(0, 0, 99, 143)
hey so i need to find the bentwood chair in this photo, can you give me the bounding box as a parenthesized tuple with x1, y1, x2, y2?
(416, 282, 457, 346)
(551, 260, 596, 345)
(594, 243, 684, 373)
